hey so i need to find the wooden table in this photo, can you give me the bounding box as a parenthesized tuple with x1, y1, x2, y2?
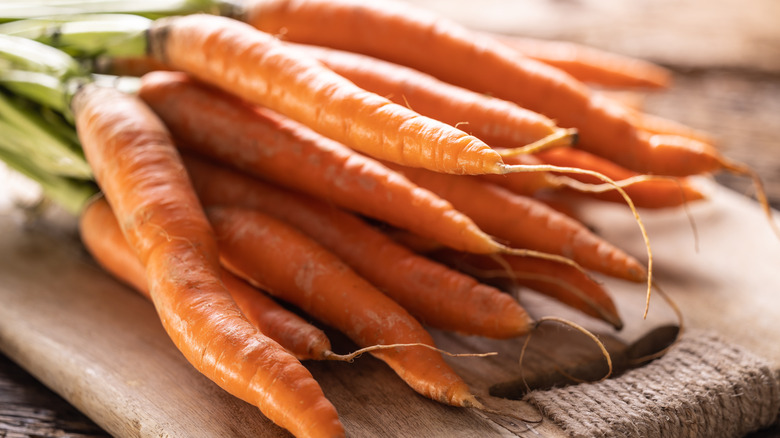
(1, 0, 779, 436)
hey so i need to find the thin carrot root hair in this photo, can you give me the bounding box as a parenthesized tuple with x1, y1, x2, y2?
(472, 315, 614, 425)
(517, 316, 614, 394)
(496, 246, 591, 278)
(499, 163, 654, 317)
(485, 252, 520, 285)
(550, 172, 702, 249)
(628, 282, 685, 366)
(548, 173, 682, 195)
(496, 128, 579, 157)
(325, 343, 498, 363)
(721, 158, 780, 239)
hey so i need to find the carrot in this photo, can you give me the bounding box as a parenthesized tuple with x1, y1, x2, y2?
(220, 270, 334, 361)
(286, 42, 576, 151)
(207, 204, 481, 408)
(183, 154, 533, 339)
(489, 34, 673, 90)
(79, 195, 148, 294)
(79, 195, 335, 361)
(597, 90, 646, 111)
(627, 108, 717, 145)
(144, 14, 568, 175)
(92, 55, 172, 77)
(137, 70, 572, 259)
(234, 0, 734, 177)
(537, 148, 706, 209)
(430, 250, 623, 330)
(384, 162, 647, 283)
(72, 82, 344, 438)
(478, 149, 704, 210)
(381, 226, 449, 255)
(478, 153, 562, 196)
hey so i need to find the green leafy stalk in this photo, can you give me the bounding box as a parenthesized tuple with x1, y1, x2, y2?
(0, 32, 81, 76)
(0, 33, 88, 115)
(0, 69, 72, 113)
(39, 105, 81, 147)
(0, 146, 96, 215)
(0, 34, 97, 214)
(0, 91, 91, 179)
(0, 14, 151, 58)
(0, 0, 235, 22)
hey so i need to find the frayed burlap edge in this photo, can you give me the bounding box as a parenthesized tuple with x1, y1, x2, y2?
(524, 330, 780, 438)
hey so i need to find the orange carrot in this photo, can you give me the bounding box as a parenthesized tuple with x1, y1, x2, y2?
(144, 14, 560, 175)
(538, 148, 706, 209)
(490, 34, 673, 90)
(221, 270, 334, 361)
(597, 90, 646, 111)
(235, 0, 731, 177)
(626, 108, 717, 145)
(137, 70, 556, 257)
(478, 153, 562, 196)
(143, 14, 656, 302)
(93, 55, 172, 77)
(79, 196, 334, 361)
(184, 154, 533, 339)
(72, 83, 343, 438)
(207, 205, 481, 408)
(79, 195, 148, 294)
(384, 162, 647, 283)
(478, 150, 704, 211)
(287, 42, 575, 150)
(431, 250, 623, 330)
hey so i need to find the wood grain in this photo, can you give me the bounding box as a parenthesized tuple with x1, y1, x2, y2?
(0, 352, 108, 438)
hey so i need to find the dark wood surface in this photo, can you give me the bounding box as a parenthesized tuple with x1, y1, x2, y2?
(0, 352, 109, 438)
(1, 1, 779, 436)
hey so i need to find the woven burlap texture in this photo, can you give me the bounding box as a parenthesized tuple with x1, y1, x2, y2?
(525, 330, 780, 438)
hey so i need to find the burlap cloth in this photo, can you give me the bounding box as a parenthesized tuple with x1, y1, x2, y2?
(524, 330, 780, 438)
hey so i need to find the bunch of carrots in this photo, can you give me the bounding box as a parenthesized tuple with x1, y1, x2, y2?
(0, 1, 773, 436)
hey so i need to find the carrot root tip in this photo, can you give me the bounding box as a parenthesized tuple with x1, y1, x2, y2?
(497, 128, 578, 158)
(722, 158, 780, 240)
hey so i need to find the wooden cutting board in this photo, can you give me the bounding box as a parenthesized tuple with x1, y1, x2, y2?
(0, 161, 778, 437)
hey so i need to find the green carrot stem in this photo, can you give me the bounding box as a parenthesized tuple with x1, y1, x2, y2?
(0, 147, 96, 214)
(0, 91, 91, 178)
(0, 33, 81, 76)
(0, 0, 225, 22)
(0, 14, 151, 58)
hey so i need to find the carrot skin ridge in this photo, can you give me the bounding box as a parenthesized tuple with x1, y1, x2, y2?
(385, 162, 647, 283)
(221, 271, 335, 360)
(146, 14, 512, 176)
(79, 196, 149, 296)
(183, 154, 532, 339)
(431, 250, 623, 330)
(286, 42, 564, 149)
(79, 195, 334, 361)
(72, 83, 344, 438)
(239, 0, 728, 177)
(137, 70, 506, 255)
(207, 205, 479, 407)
